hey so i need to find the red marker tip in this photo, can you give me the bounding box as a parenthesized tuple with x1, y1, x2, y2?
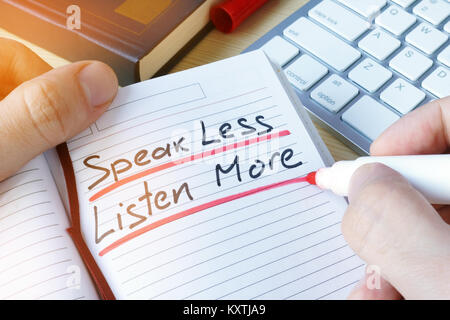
(306, 171, 317, 185)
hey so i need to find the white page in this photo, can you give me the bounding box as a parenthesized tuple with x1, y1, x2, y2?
(68, 51, 364, 299)
(0, 155, 98, 299)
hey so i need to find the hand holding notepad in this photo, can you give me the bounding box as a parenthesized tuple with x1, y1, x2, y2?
(0, 51, 364, 299)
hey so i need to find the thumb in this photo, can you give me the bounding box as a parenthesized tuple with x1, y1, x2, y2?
(342, 163, 450, 299)
(0, 61, 118, 181)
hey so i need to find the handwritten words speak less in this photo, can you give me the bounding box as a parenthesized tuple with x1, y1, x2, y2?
(82, 118, 304, 248)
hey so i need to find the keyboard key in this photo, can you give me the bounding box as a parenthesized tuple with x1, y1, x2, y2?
(437, 45, 450, 67)
(375, 5, 416, 36)
(348, 58, 392, 92)
(309, 0, 370, 41)
(413, 0, 450, 26)
(342, 96, 400, 140)
(336, 0, 387, 19)
(381, 78, 426, 114)
(358, 28, 401, 60)
(444, 21, 450, 33)
(284, 55, 328, 91)
(406, 23, 448, 54)
(311, 74, 359, 112)
(422, 66, 450, 98)
(283, 18, 361, 72)
(389, 46, 433, 81)
(391, 0, 416, 8)
(260, 36, 299, 67)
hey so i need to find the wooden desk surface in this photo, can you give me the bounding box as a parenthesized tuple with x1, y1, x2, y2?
(0, 0, 359, 161)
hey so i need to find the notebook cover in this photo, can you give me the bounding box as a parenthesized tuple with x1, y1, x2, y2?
(0, 0, 208, 86)
(57, 143, 116, 300)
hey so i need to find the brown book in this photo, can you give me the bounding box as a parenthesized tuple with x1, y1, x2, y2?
(0, 0, 220, 85)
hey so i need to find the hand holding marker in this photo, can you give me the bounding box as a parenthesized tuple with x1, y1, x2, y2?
(307, 155, 450, 204)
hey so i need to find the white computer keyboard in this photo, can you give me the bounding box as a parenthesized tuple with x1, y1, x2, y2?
(244, 0, 450, 154)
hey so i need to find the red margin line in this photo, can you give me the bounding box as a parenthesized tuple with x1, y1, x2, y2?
(99, 175, 309, 256)
(89, 130, 290, 202)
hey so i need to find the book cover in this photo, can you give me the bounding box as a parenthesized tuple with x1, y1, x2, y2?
(0, 0, 217, 85)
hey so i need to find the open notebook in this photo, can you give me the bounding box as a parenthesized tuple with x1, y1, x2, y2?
(0, 51, 364, 300)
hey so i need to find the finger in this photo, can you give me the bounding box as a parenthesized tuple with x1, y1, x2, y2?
(348, 274, 403, 300)
(370, 97, 450, 156)
(0, 61, 118, 181)
(342, 163, 450, 299)
(0, 38, 51, 98)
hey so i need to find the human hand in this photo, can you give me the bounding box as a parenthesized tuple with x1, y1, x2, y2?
(343, 97, 450, 299)
(0, 38, 118, 181)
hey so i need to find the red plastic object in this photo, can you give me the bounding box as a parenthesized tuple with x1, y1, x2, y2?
(306, 171, 317, 185)
(210, 0, 269, 33)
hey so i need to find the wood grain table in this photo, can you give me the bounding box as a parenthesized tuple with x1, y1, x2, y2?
(0, 0, 359, 161)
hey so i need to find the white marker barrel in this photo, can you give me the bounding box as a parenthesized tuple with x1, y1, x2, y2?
(315, 155, 450, 204)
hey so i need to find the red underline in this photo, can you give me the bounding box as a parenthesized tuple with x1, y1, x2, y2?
(89, 130, 291, 202)
(99, 175, 309, 256)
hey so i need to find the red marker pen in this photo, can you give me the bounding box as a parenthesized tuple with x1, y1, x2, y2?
(307, 155, 450, 205)
(210, 0, 269, 33)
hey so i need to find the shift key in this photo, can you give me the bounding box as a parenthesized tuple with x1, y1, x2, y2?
(311, 74, 359, 112)
(284, 17, 361, 72)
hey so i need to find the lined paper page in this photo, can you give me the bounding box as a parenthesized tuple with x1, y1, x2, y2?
(0, 155, 98, 299)
(68, 51, 364, 299)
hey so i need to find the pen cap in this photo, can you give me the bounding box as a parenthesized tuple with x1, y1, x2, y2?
(210, 0, 269, 33)
(317, 155, 450, 204)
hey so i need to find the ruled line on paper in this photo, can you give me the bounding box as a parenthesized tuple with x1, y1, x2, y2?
(0, 247, 68, 274)
(69, 87, 268, 153)
(0, 201, 51, 223)
(281, 264, 365, 300)
(125, 210, 337, 292)
(127, 220, 339, 297)
(105, 83, 204, 113)
(68, 126, 93, 144)
(247, 256, 359, 300)
(35, 285, 77, 300)
(0, 223, 59, 248)
(0, 168, 39, 184)
(2, 272, 71, 300)
(215, 245, 350, 300)
(144, 224, 342, 299)
(0, 190, 48, 209)
(96, 84, 207, 131)
(118, 190, 323, 275)
(0, 179, 43, 197)
(189, 247, 353, 300)
(0, 259, 72, 288)
(0, 236, 64, 261)
(0, 212, 55, 234)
